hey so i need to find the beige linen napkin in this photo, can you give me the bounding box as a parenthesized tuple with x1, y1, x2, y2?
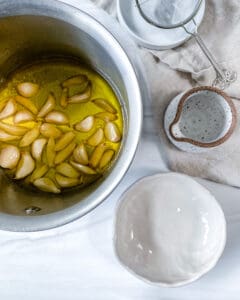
(91, 0, 240, 187)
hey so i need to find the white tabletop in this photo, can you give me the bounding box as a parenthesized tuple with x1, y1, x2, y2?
(0, 1, 240, 299)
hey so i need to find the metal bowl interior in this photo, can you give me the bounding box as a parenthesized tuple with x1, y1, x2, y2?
(0, 0, 143, 231)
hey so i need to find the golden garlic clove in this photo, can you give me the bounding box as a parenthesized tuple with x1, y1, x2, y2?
(95, 112, 118, 122)
(0, 122, 28, 136)
(74, 116, 94, 132)
(40, 123, 62, 139)
(56, 162, 79, 178)
(99, 149, 115, 169)
(60, 88, 68, 108)
(89, 143, 107, 168)
(19, 123, 41, 147)
(0, 99, 17, 120)
(30, 164, 49, 182)
(55, 131, 75, 152)
(73, 143, 89, 165)
(68, 83, 92, 103)
(104, 122, 121, 143)
(33, 177, 60, 194)
(31, 138, 47, 161)
(55, 173, 79, 188)
(87, 128, 104, 146)
(92, 98, 117, 114)
(62, 74, 88, 88)
(37, 93, 56, 118)
(45, 110, 69, 125)
(14, 110, 34, 124)
(15, 95, 38, 114)
(0, 145, 20, 169)
(0, 130, 21, 141)
(46, 137, 56, 167)
(54, 142, 76, 165)
(70, 161, 97, 175)
(16, 82, 39, 98)
(15, 151, 35, 179)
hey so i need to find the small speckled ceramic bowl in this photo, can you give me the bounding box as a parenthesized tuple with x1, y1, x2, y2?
(164, 86, 237, 153)
(114, 173, 226, 287)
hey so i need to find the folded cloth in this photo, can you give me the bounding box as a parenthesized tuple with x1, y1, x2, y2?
(90, 0, 240, 187)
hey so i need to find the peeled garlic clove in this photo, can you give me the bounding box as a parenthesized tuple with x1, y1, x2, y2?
(55, 173, 79, 188)
(73, 143, 89, 165)
(87, 128, 104, 146)
(45, 111, 69, 125)
(95, 112, 118, 122)
(60, 88, 68, 108)
(0, 145, 20, 169)
(56, 162, 79, 178)
(40, 123, 62, 139)
(30, 164, 48, 182)
(55, 132, 75, 152)
(15, 95, 38, 114)
(46, 137, 56, 167)
(14, 110, 34, 124)
(0, 130, 21, 141)
(62, 74, 88, 88)
(68, 83, 92, 103)
(104, 122, 121, 143)
(0, 99, 17, 120)
(17, 82, 39, 98)
(74, 116, 94, 132)
(70, 161, 97, 175)
(0, 122, 28, 136)
(15, 151, 35, 179)
(92, 98, 117, 114)
(55, 142, 76, 165)
(89, 143, 107, 168)
(37, 93, 56, 118)
(31, 138, 47, 161)
(33, 177, 60, 194)
(19, 123, 40, 147)
(99, 149, 115, 169)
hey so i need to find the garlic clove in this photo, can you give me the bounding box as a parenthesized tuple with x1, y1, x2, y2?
(55, 131, 75, 152)
(62, 74, 88, 88)
(46, 137, 56, 167)
(92, 98, 117, 114)
(0, 122, 28, 136)
(15, 95, 38, 114)
(40, 123, 62, 139)
(37, 93, 56, 118)
(17, 82, 39, 98)
(0, 99, 17, 120)
(30, 164, 49, 182)
(73, 143, 89, 165)
(60, 88, 68, 108)
(55, 173, 79, 188)
(89, 143, 107, 168)
(19, 123, 41, 147)
(87, 128, 104, 146)
(14, 110, 34, 124)
(56, 162, 79, 178)
(45, 110, 69, 125)
(0, 145, 20, 169)
(15, 151, 35, 179)
(104, 122, 121, 143)
(31, 138, 47, 162)
(68, 83, 92, 103)
(74, 116, 94, 132)
(33, 177, 60, 194)
(99, 149, 115, 169)
(95, 112, 118, 122)
(0, 130, 21, 141)
(70, 161, 97, 175)
(55, 142, 76, 165)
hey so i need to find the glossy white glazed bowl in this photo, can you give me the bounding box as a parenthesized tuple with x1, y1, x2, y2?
(114, 173, 226, 287)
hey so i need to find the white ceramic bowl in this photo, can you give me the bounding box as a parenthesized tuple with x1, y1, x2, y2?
(114, 173, 226, 287)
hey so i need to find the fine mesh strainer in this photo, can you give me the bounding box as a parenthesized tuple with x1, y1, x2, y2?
(136, 0, 237, 90)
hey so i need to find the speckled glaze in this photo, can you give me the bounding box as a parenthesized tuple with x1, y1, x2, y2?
(164, 87, 237, 153)
(114, 173, 226, 287)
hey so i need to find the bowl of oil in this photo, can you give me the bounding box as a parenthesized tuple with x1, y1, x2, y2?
(0, 0, 145, 231)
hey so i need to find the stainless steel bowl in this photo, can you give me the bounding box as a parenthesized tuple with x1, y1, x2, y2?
(0, 0, 147, 231)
